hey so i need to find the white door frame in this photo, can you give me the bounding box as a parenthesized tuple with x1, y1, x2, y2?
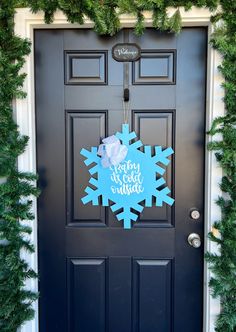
(15, 7, 223, 332)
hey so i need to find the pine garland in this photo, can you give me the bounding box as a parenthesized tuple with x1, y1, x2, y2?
(205, 2, 236, 331)
(0, 1, 235, 331)
(0, 1, 39, 331)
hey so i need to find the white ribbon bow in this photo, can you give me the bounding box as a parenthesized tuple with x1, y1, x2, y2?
(97, 135, 128, 168)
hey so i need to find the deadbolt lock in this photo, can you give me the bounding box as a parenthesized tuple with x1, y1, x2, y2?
(188, 233, 201, 248)
(190, 209, 200, 220)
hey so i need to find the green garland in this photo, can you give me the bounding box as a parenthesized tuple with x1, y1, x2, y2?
(0, 1, 40, 331)
(0, 1, 235, 331)
(205, 3, 236, 331)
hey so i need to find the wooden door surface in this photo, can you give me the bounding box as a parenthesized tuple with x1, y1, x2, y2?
(35, 28, 207, 332)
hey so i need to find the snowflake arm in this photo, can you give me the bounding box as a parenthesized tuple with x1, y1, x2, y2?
(144, 146, 165, 175)
(81, 185, 100, 205)
(80, 147, 99, 175)
(155, 187, 174, 206)
(116, 206, 139, 229)
(153, 146, 174, 166)
(116, 124, 142, 150)
(111, 202, 143, 229)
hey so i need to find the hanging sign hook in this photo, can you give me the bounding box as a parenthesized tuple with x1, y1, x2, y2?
(123, 88, 129, 102)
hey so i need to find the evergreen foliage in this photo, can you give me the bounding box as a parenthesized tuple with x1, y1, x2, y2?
(0, 1, 39, 331)
(205, 2, 236, 331)
(0, 1, 235, 331)
(24, 0, 219, 35)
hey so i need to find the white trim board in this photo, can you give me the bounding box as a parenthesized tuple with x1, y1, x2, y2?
(15, 7, 223, 332)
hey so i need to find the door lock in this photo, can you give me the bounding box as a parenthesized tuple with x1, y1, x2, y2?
(190, 209, 200, 220)
(188, 233, 201, 248)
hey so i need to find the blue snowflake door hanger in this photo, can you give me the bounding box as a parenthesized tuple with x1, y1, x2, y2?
(80, 124, 174, 229)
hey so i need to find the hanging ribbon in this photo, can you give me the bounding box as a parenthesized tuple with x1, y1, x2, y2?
(98, 46, 130, 168)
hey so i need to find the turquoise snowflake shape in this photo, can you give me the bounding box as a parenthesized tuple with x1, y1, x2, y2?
(80, 124, 174, 229)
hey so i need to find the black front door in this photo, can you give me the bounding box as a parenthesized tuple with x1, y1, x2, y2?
(35, 28, 207, 332)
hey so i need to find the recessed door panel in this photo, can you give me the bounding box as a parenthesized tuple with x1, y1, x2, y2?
(65, 51, 108, 85)
(66, 111, 107, 225)
(133, 111, 174, 226)
(133, 259, 172, 332)
(132, 51, 176, 84)
(68, 258, 106, 332)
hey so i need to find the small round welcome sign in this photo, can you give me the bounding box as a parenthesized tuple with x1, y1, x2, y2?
(80, 124, 174, 229)
(112, 43, 141, 62)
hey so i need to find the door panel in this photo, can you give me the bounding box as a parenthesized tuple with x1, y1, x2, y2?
(68, 258, 106, 332)
(132, 259, 172, 332)
(133, 111, 174, 225)
(132, 50, 176, 84)
(65, 51, 108, 85)
(66, 111, 107, 225)
(35, 28, 206, 332)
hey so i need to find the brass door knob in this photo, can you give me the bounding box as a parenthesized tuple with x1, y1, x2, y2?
(188, 233, 201, 248)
